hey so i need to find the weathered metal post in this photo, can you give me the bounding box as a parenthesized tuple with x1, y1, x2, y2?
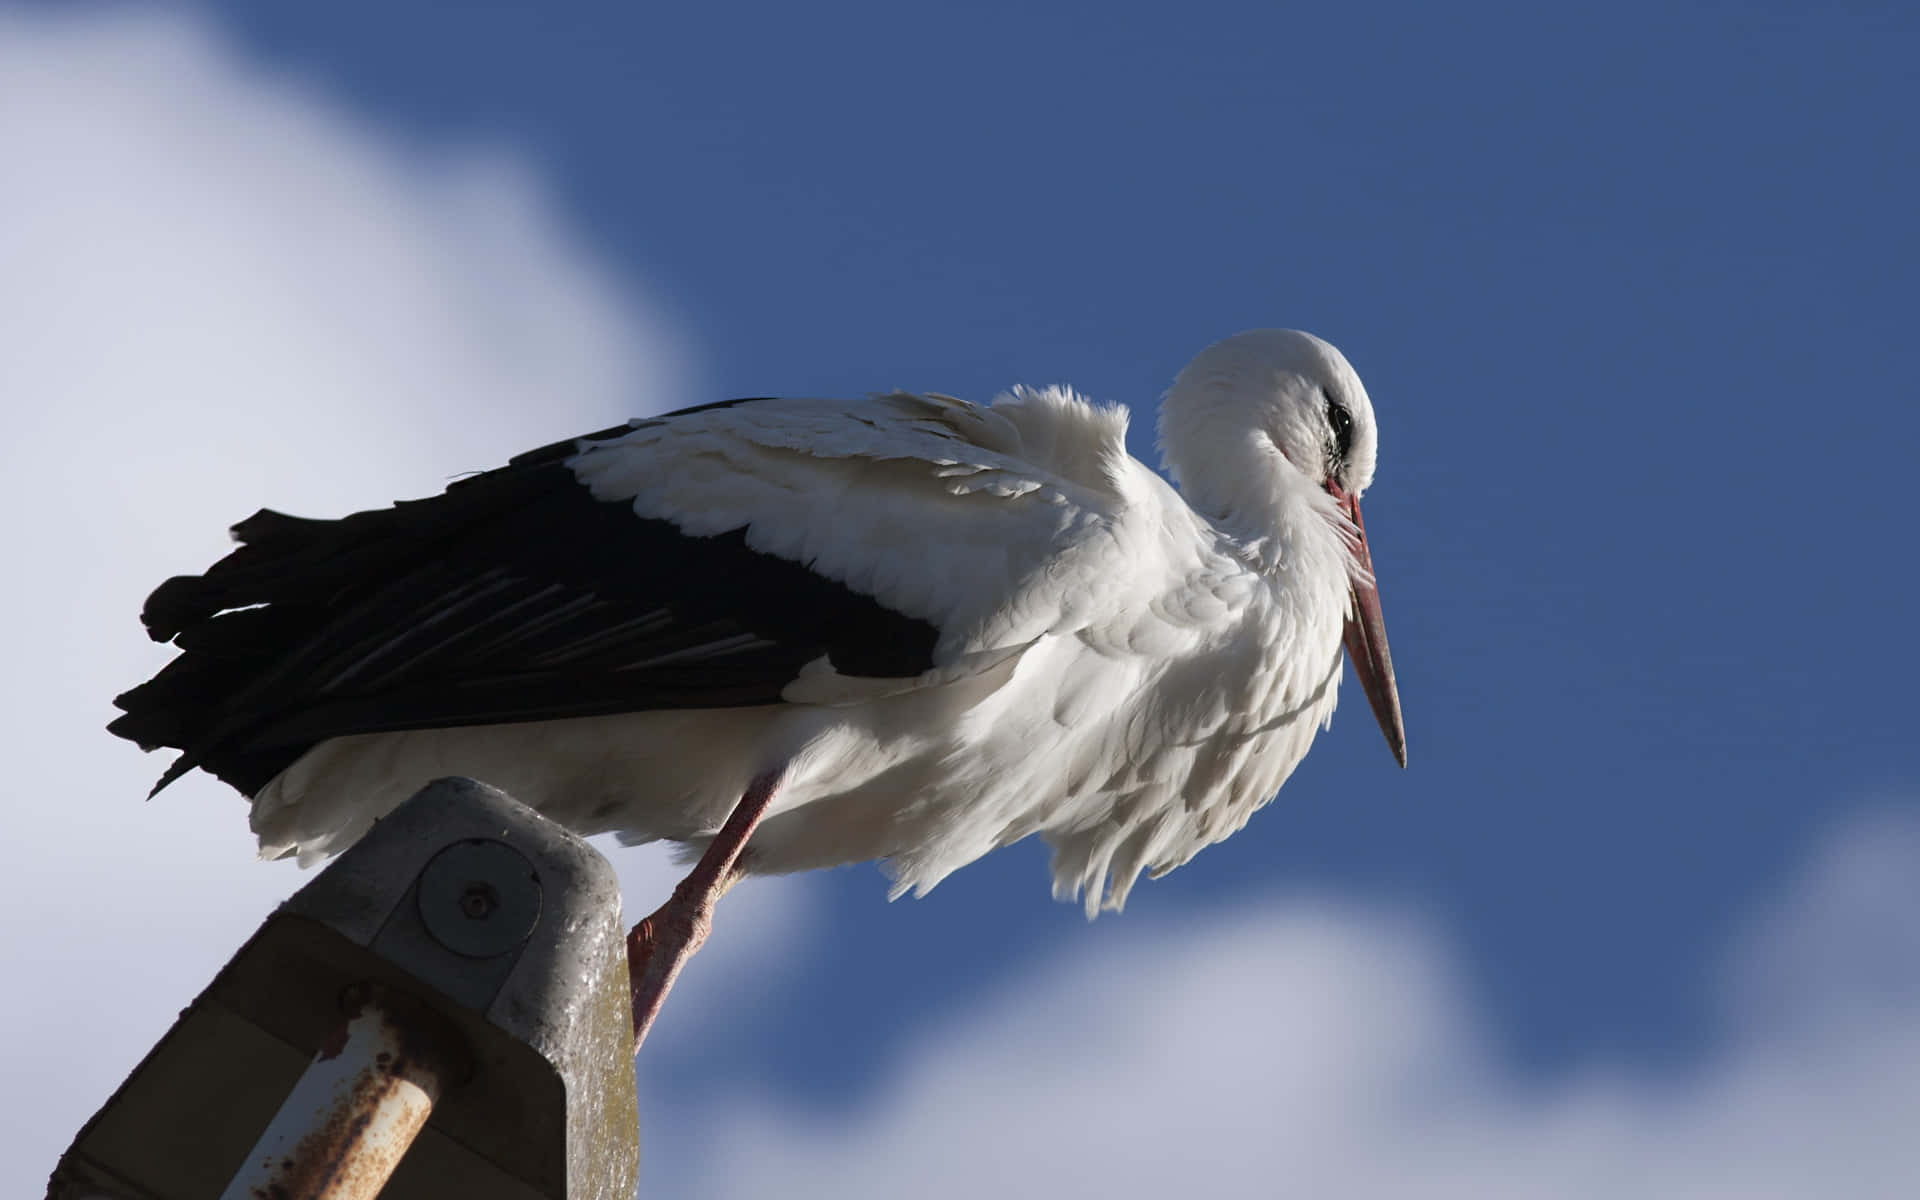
(216, 988, 465, 1200)
(48, 777, 640, 1200)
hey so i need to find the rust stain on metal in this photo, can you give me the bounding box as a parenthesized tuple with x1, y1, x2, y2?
(249, 1060, 429, 1199)
(223, 986, 467, 1200)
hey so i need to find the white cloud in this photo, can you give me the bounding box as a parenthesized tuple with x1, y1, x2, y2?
(662, 811, 1920, 1199)
(0, 8, 796, 1191)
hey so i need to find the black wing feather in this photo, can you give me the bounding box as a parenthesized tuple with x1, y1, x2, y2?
(110, 417, 940, 797)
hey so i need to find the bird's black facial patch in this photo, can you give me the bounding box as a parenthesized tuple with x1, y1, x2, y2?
(1323, 388, 1355, 481)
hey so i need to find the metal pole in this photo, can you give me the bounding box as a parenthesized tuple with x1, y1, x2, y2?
(220, 988, 465, 1200)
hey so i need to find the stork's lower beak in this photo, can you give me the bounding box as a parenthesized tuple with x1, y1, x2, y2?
(1334, 489, 1407, 767)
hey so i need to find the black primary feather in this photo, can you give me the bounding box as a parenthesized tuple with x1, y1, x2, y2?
(110, 407, 941, 798)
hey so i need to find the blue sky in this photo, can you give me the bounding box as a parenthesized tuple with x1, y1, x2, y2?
(4, 2, 1917, 1194)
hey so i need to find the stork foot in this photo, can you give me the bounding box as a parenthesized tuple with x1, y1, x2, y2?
(628, 768, 782, 1052)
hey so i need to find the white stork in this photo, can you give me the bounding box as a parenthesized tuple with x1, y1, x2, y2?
(111, 329, 1406, 1047)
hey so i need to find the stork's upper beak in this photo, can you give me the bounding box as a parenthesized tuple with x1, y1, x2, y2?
(1330, 485, 1407, 767)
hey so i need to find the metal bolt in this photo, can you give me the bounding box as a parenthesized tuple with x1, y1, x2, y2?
(416, 839, 542, 959)
(458, 882, 498, 921)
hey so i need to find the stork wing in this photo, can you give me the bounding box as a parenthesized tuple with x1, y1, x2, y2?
(109, 386, 1203, 796)
(569, 387, 1176, 664)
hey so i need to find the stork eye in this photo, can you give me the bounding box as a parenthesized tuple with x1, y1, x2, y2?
(1324, 391, 1354, 468)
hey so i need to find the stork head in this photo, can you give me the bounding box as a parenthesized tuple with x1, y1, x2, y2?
(1159, 329, 1407, 767)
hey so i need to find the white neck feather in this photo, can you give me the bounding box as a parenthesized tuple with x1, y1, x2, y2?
(1156, 382, 1356, 638)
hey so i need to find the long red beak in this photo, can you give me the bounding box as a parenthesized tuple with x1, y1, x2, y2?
(1331, 485, 1407, 767)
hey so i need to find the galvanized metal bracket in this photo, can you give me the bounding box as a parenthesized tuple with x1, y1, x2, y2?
(48, 776, 640, 1199)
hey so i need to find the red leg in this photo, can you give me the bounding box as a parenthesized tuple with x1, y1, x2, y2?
(628, 767, 783, 1053)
